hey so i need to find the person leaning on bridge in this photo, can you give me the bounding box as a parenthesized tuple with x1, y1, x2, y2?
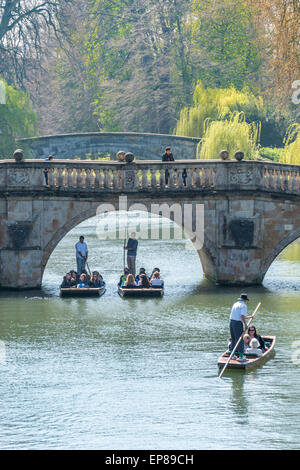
(75, 235, 88, 275)
(125, 232, 138, 277)
(43, 155, 54, 186)
(229, 293, 254, 363)
(162, 147, 174, 187)
(162, 147, 187, 187)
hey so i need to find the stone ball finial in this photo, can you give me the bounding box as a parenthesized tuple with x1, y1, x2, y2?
(234, 150, 244, 162)
(220, 149, 229, 160)
(117, 150, 126, 162)
(13, 149, 24, 162)
(125, 152, 134, 163)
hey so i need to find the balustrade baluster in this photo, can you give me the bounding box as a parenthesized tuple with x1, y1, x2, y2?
(195, 168, 201, 188)
(94, 169, 100, 188)
(67, 168, 73, 188)
(151, 169, 156, 189)
(49, 168, 55, 187)
(142, 169, 148, 189)
(58, 168, 64, 187)
(160, 169, 165, 189)
(112, 169, 117, 189)
(263, 168, 269, 189)
(85, 169, 91, 188)
(283, 169, 289, 191)
(204, 168, 210, 188)
(103, 169, 109, 188)
(268, 168, 274, 189)
(79, 169, 85, 188)
(178, 169, 183, 188)
(186, 169, 193, 188)
(168, 169, 174, 188)
(275, 170, 282, 191)
(73, 168, 79, 188)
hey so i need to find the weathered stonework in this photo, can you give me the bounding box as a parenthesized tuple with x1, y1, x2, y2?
(18, 132, 201, 160)
(0, 159, 300, 288)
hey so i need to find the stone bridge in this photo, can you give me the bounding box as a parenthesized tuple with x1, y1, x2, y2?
(0, 158, 300, 289)
(18, 132, 201, 160)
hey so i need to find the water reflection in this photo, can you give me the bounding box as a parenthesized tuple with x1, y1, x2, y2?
(0, 216, 300, 449)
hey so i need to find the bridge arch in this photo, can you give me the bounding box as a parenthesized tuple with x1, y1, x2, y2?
(262, 228, 300, 280)
(41, 202, 213, 285)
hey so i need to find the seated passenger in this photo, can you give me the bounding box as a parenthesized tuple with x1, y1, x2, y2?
(124, 273, 137, 288)
(119, 267, 130, 286)
(248, 326, 266, 350)
(150, 271, 164, 288)
(138, 273, 150, 288)
(149, 267, 160, 280)
(77, 273, 90, 288)
(70, 270, 79, 286)
(135, 268, 146, 283)
(245, 338, 263, 357)
(60, 272, 73, 288)
(90, 271, 104, 288)
(243, 333, 251, 352)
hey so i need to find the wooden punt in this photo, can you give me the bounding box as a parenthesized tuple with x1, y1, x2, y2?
(118, 286, 164, 298)
(60, 283, 106, 297)
(218, 336, 276, 371)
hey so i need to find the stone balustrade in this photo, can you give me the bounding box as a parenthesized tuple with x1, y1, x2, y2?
(0, 159, 300, 195)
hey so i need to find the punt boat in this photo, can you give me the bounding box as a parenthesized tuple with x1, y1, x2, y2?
(60, 283, 106, 297)
(118, 286, 164, 298)
(218, 336, 276, 371)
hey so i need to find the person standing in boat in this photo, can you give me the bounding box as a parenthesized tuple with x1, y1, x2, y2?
(125, 232, 138, 277)
(229, 293, 253, 363)
(75, 235, 88, 275)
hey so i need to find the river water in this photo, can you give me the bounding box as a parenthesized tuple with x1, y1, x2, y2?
(0, 213, 299, 450)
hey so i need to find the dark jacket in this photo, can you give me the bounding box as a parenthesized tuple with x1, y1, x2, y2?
(162, 152, 175, 162)
(60, 277, 73, 288)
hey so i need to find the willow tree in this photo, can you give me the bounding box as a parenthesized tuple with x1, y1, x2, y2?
(175, 81, 264, 138)
(199, 112, 261, 160)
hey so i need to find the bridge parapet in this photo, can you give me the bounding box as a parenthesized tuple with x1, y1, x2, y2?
(1, 160, 300, 195)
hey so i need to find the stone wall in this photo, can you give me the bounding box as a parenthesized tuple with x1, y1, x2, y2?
(18, 132, 201, 160)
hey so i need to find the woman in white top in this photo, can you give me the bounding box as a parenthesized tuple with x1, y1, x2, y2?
(245, 338, 262, 357)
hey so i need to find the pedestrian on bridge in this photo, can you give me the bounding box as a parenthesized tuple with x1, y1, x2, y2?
(43, 155, 54, 186)
(162, 147, 187, 187)
(75, 235, 88, 274)
(162, 147, 174, 187)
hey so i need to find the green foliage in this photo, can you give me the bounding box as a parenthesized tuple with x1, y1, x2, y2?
(199, 112, 260, 160)
(258, 147, 283, 162)
(281, 124, 300, 165)
(0, 78, 37, 158)
(191, 0, 261, 89)
(175, 81, 263, 138)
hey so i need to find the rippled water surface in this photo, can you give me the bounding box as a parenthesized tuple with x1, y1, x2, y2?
(0, 214, 299, 449)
